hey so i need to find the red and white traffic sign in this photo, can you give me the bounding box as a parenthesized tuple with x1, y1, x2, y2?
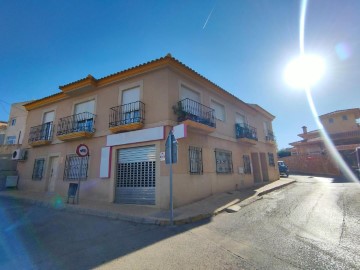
(76, 144, 89, 157)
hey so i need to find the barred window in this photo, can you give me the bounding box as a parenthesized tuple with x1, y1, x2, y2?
(63, 154, 89, 181)
(189, 146, 203, 174)
(268, 153, 275, 166)
(243, 155, 251, 174)
(215, 149, 233, 174)
(32, 158, 45, 180)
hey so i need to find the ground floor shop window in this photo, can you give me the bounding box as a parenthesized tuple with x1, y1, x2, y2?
(189, 146, 203, 174)
(63, 154, 89, 181)
(243, 155, 251, 174)
(215, 149, 233, 174)
(32, 158, 45, 180)
(268, 153, 275, 166)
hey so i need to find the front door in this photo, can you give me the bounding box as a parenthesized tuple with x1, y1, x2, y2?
(47, 156, 59, 192)
(251, 152, 262, 183)
(260, 152, 269, 182)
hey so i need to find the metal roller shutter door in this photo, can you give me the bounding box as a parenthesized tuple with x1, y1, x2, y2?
(115, 145, 156, 205)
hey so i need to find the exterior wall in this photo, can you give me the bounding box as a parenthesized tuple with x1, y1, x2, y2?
(4, 102, 28, 145)
(321, 111, 359, 134)
(280, 155, 340, 176)
(18, 63, 278, 209)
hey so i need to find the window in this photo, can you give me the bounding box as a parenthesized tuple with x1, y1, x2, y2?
(32, 158, 45, 180)
(189, 146, 203, 174)
(6, 136, 16, 145)
(10, 118, 16, 126)
(211, 100, 225, 121)
(268, 153, 275, 166)
(342, 115, 348, 120)
(63, 154, 89, 181)
(122, 87, 141, 124)
(180, 85, 200, 102)
(243, 155, 251, 174)
(74, 100, 95, 132)
(329, 118, 334, 124)
(215, 149, 233, 174)
(235, 113, 246, 124)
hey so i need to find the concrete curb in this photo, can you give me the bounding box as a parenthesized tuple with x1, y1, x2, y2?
(257, 180, 296, 197)
(0, 180, 297, 226)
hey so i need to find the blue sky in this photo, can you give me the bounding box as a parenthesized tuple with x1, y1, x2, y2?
(1, 0, 359, 149)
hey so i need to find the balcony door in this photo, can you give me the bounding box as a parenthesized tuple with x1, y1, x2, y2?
(74, 100, 95, 132)
(42, 111, 54, 140)
(180, 86, 200, 115)
(122, 87, 140, 124)
(236, 113, 246, 125)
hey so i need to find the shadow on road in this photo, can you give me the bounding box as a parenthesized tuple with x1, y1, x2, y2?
(0, 196, 210, 270)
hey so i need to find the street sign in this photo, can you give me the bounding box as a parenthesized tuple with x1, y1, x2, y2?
(76, 144, 89, 157)
(165, 131, 178, 164)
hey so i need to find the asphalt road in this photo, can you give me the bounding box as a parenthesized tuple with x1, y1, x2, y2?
(1, 175, 359, 269)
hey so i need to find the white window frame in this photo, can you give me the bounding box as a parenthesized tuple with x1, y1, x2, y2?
(211, 100, 226, 122)
(6, 136, 16, 145)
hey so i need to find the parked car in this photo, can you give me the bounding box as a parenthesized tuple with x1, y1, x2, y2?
(278, 161, 289, 177)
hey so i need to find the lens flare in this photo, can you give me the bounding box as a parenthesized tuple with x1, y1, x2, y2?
(298, 0, 358, 183)
(335, 42, 351, 61)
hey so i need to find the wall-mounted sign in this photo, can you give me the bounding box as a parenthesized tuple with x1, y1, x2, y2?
(160, 152, 165, 161)
(76, 144, 89, 157)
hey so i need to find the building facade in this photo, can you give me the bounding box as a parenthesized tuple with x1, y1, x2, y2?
(0, 102, 29, 157)
(18, 55, 279, 209)
(285, 108, 360, 175)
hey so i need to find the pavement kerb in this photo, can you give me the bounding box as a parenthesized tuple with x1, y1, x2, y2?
(0, 179, 296, 226)
(256, 180, 296, 197)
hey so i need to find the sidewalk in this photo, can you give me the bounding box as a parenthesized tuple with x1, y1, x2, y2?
(0, 178, 296, 225)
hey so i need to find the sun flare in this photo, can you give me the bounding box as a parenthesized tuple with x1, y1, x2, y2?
(284, 54, 325, 89)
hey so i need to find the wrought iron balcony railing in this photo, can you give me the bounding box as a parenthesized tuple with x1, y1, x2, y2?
(175, 98, 216, 128)
(57, 112, 95, 136)
(265, 130, 276, 142)
(28, 122, 54, 144)
(109, 101, 145, 128)
(235, 123, 258, 141)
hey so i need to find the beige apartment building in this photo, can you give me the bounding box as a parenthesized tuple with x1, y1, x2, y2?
(18, 54, 279, 209)
(285, 108, 360, 175)
(0, 101, 29, 157)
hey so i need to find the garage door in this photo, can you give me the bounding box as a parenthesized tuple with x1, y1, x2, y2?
(115, 145, 156, 205)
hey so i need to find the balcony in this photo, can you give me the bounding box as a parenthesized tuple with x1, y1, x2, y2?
(265, 130, 276, 144)
(28, 122, 54, 146)
(109, 101, 145, 133)
(174, 98, 216, 133)
(57, 112, 96, 141)
(235, 123, 258, 145)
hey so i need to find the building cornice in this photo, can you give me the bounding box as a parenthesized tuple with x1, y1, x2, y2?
(24, 93, 67, 110)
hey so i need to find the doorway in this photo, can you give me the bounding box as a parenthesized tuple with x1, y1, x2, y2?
(47, 156, 59, 192)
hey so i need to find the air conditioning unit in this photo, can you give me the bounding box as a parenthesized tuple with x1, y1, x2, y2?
(11, 149, 27, 160)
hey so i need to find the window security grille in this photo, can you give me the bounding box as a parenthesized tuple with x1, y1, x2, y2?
(243, 155, 251, 174)
(189, 146, 203, 174)
(63, 154, 89, 181)
(268, 153, 275, 166)
(32, 158, 45, 180)
(215, 149, 233, 174)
